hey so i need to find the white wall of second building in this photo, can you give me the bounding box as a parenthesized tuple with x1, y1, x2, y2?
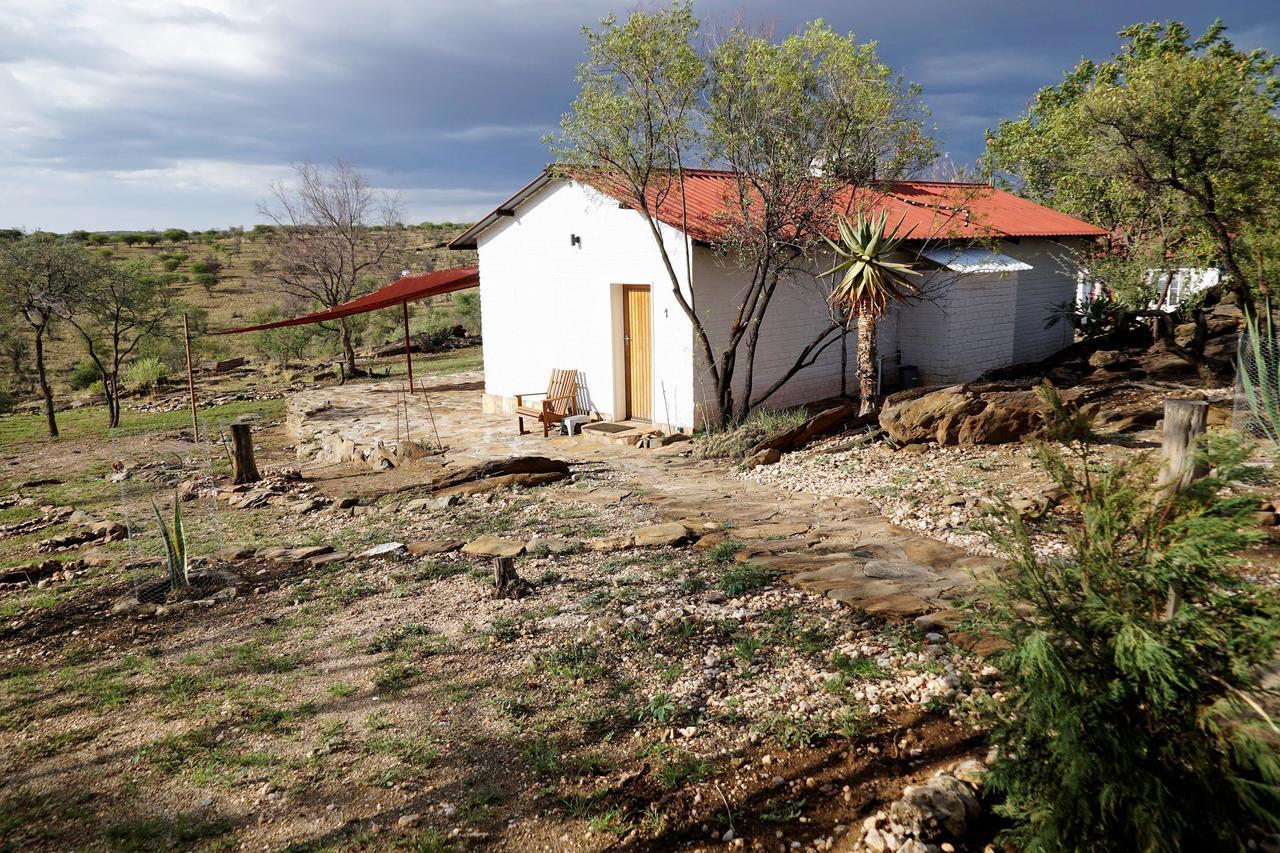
(880, 238, 1080, 386)
(476, 179, 697, 430)
(1006, 239, 1078, 364)
(690, 248, 854, 424)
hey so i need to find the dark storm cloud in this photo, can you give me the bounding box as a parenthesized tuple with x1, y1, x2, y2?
(1, 0, 1275, 230)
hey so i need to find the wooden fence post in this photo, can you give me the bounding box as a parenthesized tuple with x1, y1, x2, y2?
(230, 424, 261, 485)
(1158, 399, 1208, 620)
(1157, 400, 1209, 499)
(183, 313, 199, 442)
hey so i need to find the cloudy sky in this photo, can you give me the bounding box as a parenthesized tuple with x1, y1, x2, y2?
(3, 1, 1276, 232)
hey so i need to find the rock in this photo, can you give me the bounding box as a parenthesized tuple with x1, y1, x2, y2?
(586, 535, 633, 552)
(862, 560, 938, 582)
(462, 535, 526, 558)
(90, 519, 128, 542)
(406, 539, 464, 556)
(881, 383, 1075, 446)
(742, 447, 783, 469)
(431, 456, 570, 491)
(1210, 302, 1244, 321)
(1087, 350, 1127, 370)
(308, 552, 349, 567)
(632, 523, 691, 547)
(288, 545, 333, 561)
(732, 521, 810, 540)
(526, 537, 579, 555)
(857, 594, 934, 620)
(660, 432, 691, 446)
(332, 495, 358, 509)
(397, 813, 421, 829)
(694, 532, 728, 550)
(357, 542, 406, 558)
(913, 609, 966, 632)
(951, 759, 986, 789)
(744, 403, 861, 456)
(436, 471, 566, 499)
(1251, 511, 1278, 528)
(940, 494, 965, 508)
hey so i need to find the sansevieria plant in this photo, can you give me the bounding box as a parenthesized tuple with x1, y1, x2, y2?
(822, 212, 920, 414)
(152, 492, 190, 588)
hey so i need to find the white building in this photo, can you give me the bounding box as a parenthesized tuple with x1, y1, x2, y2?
(450, 169, 1105, 432)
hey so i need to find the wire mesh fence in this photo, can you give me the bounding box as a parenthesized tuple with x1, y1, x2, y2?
(110, 411, 257, 608)
(1232, 321, 1280, 445)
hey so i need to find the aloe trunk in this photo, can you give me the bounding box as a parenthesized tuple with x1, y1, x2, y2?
(856, 313, 878, 415)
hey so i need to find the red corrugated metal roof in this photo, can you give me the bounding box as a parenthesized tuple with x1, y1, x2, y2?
(213, 266, 478, 335)
(584, 168, 1105, 242)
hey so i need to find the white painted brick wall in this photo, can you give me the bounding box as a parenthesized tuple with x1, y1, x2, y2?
(691, 250, 853, 422)
(1005, 240, 1079, 362)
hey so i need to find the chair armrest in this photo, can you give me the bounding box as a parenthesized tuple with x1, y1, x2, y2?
(540, 394, 575, 415)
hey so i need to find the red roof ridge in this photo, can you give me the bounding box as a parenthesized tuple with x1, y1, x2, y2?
(450, 167, 1105, 249)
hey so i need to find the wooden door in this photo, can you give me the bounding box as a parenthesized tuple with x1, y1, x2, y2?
(622, 285, 652, 421)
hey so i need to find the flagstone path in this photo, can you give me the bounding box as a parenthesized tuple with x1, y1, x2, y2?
(287, 377, 999, 632)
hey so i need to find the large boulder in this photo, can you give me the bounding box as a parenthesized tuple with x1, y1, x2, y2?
(879, 383, 1055, 446)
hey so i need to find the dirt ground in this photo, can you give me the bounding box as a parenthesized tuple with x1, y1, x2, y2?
(5, 361, 1275, 852)
(0, 378, 997, 852)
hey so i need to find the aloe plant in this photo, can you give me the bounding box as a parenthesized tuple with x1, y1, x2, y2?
(1237, 303, 1280, 448)
(152, 493, 189, 588)
(822, 212, 921, 414)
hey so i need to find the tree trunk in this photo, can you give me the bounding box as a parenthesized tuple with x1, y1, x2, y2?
(337, 315, 357, 375)
(105, 374, 121, 429)
(855, 312, 878, 416)
(230, 423, 261, 485)
(33, 326, 58, 438)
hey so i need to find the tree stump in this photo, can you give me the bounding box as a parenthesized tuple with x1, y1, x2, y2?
(493, 556, 528, 600)
(1157, 399, 1208, 620)
(1157, 400, 1209, 499)
(230, 423, 261, 485)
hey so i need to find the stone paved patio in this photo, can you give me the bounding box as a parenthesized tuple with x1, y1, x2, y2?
(286, 376, 1000, 631)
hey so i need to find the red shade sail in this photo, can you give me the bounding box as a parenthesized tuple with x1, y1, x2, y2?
(212, 266, 479, 335)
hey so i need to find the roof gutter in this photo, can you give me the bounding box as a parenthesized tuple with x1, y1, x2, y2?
(448, 169, 556, 250)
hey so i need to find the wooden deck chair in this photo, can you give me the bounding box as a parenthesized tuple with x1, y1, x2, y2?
(515, 369, 579, 436)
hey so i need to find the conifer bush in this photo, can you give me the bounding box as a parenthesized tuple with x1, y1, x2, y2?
(979, 430, 1280, 851)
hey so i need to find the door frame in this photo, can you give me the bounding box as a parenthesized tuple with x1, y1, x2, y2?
(616, 284, 653, 422)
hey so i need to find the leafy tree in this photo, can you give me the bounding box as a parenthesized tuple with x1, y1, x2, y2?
(985, 19, 1280, 310)
(553, 6, 937, 423)
(248, 306, 319, 364)
(162, 228, 189, 243)
(61, 259, 178, 427)
(257, 160, 406, 374)
(0, 234, 95, 437)
(703, 21, 934, 417)
(979, 427, 1280, 851)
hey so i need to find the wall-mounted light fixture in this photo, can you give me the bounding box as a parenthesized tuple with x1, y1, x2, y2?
(570, 234, 582, 248)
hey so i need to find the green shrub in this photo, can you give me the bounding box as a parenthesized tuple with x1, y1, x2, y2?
(124, 357, 167, 393)
(68, 359, 102, 390)
(692, 406, 808, 459)
(189, 257, 221, 276)
(978, 435, 1280, 851)
(162, 258, 181, 272)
